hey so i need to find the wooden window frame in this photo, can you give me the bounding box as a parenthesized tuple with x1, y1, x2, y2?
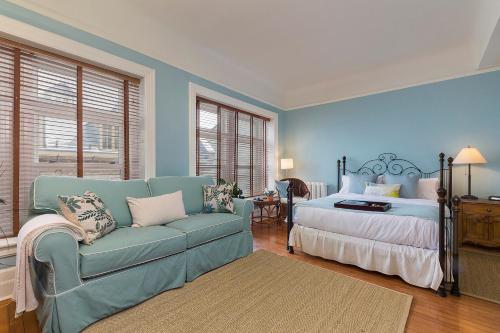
(195, 97, 270, 197)
(2, 36, 142, 235)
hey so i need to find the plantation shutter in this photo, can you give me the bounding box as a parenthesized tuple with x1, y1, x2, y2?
(196, 97, 270, 197)
(0, 37, 143, 236)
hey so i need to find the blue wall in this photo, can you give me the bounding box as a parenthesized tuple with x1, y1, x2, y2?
(2, 1, 500, 198)
(0, 1, 282, 177)
(282, 70, 500, 198)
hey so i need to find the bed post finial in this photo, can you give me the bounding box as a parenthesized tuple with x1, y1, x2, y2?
(342, 156, 346, 176)
(437, 152, 447, 297)
(287, 182, 294, 254)
(451, 195, 461, 296)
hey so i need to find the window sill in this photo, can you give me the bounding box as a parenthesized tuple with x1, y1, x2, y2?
(0, 237, 17, 258)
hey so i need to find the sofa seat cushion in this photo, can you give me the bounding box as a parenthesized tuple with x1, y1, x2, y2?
(79, 226, 186, 278)
(166, 213, 243, 248)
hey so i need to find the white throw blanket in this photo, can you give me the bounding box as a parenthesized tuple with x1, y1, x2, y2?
(13, 214, 85, 317)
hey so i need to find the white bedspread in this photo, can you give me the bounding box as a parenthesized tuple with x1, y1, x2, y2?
(289, 225, 443, 290)
(294, 193, 439, 250)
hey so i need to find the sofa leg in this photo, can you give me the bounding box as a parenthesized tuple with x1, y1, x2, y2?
(288, 246, 294, 254)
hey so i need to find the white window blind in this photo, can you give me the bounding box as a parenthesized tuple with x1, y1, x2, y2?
(0, 45, 14, 236)
(0, 37, 143, 236)
(196, 97, 271, 197)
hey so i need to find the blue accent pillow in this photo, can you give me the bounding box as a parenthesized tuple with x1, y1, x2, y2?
(384, 174, 420, 199)
(275, 180, 290, 198)
(345, 174, 378, 194)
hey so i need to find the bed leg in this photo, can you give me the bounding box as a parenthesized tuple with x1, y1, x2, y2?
(451, 196, 461, 296)
(437, 153, 448, 297)
(286, 182, 294, 254)
(437, 285, 447, 297)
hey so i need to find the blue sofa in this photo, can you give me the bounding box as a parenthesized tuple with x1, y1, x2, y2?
(28, 176, 254, 333)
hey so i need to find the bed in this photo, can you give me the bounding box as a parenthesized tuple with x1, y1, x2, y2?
(285, 153, 460, 296)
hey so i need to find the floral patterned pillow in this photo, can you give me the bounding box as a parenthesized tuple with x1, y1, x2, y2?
(202, 184, 234, 213)
(58, 191, 117, 244)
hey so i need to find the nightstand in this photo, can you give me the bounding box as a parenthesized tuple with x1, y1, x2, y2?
(459, 199, 500, 248)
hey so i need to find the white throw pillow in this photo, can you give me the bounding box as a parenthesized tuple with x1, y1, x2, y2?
(127, 191, 188, 227)
(417, 178, 439, 201)
(363, 183, 401, 198)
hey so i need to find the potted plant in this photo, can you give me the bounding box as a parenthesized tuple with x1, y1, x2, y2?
(217, 179, 244, 198)
(263, 188, 276, 201)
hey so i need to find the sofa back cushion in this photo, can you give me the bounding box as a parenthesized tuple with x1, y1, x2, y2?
(148, 176, 214, 214)
(31, 176, 150, 227)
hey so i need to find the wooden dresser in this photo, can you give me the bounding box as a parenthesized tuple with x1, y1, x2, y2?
(460, 199, 500, 248)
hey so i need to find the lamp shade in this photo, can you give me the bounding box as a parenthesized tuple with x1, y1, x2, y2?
(453, 146, 487, 165)
(280, 158, 294, 170)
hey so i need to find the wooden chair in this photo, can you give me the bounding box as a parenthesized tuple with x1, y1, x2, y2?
(279, 178, 310, 220)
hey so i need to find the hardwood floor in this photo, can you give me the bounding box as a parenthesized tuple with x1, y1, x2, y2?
(0, 300, 38, 333)
(252, 222, 500, 333)
(2, 222, 500, 333)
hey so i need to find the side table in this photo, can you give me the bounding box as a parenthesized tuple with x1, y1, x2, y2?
(251, 197, 281, 225)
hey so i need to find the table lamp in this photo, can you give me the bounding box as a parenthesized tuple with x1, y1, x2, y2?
(280, 158, 294, 177)
(453, 146, 487, 200)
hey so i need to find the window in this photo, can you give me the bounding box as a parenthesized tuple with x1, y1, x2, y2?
(196, 97, 272, 197)
(0, 37, 144, 236)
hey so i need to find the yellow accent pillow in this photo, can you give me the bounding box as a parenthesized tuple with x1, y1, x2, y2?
(363, 182, 401, 198)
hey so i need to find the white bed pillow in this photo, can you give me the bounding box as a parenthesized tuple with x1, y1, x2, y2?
(127, 191, 188, 227)
(417, 178, 439, 201)
(339, 175, 350, 194)
(339, 174, 378, 194)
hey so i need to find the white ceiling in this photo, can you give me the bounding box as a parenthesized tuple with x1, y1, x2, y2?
(7, 0, 500, 110)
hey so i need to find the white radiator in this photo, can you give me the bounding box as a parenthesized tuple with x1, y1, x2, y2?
(305, 181, 327, 199)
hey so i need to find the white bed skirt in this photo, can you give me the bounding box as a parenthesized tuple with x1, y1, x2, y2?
(289, 225, 443, 290)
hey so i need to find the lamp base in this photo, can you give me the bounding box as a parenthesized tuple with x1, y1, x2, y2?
(461, 194, 478, 200)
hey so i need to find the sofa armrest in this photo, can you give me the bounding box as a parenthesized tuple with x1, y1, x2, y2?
(34, 229, 82, 294)
(233, 198, 253, 231)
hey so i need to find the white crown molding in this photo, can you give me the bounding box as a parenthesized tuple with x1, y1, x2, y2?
(283, 64, 500, 111)
(7, 0, 285, 110)
(7, 0, 500, 112)
(0, 14, 156, 178)
(283, 43, 500, 110)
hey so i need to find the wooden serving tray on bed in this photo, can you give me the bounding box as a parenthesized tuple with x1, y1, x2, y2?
(334, 200, 392, 212)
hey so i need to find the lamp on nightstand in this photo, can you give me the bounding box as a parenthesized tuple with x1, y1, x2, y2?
(280, 158, 294, 177)
(453, 146, 487, 200)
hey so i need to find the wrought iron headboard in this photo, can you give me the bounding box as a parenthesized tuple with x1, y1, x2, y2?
(337, 153, 453, 207)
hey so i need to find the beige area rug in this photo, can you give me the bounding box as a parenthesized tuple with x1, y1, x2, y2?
(85, 250, 412, 333)
(460, 246, 500, 304)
